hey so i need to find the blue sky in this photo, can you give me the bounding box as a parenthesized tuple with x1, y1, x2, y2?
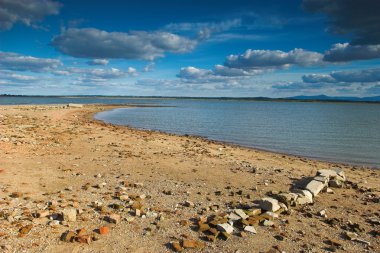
(0, 0, 380, 97)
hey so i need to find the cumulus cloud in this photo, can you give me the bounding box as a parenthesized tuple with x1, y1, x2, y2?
(0, 51, 62, 72)
(303, 0, 380, 45)
(177, 66, 212, 79)
(224, 48, 323, 69)
(302, 74, 336, 83)
(303, 68, 380, 83)
(67, 67, 137, 79)
(0, 0, 61, 31)
(51, 28, 198, 61)
(164, 19, 241, 40)
(177, 65, 265, 83)
(323, 43, 380, 62)
(0, 70, 38, 83)
(87, 59, 109, 66)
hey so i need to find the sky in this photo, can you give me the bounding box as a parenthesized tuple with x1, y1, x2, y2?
(0, 0, 380, 97)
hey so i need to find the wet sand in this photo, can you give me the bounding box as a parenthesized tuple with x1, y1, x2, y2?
(0, 104, 379, 253)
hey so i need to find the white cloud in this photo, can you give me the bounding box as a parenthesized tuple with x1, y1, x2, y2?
(164, 19, 242, 40)
(51, 28, 198, 61)
(225, 48, 323, 69)
(0, 51, 62, 72)
(324, 43, 380, 62)
(303, 68, 380, 83)
(302, 74, 337, 83)
(143, 62, 155, 72)
(87, 59, 109, 66)
(0, 0, 61, 31)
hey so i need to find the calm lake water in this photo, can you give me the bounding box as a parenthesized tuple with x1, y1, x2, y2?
(1, 96, 380, 168)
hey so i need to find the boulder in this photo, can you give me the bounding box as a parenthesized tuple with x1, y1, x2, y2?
(292, 189, 313, 205)
(305, 180, 326, 197)
(258, 198, 281, 212)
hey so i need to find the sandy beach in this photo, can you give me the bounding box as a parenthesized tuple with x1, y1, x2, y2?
(0, 104, 379, 253)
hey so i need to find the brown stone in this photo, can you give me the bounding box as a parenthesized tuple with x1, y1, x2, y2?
(61, 231, 76, 242)
(198, 223, 210, 232)
(19, 224, 33, 236)
(77, 235, 91, 244)
(77, 228, 87, 237)
(172, 242, 183, 252)
(99, 226, 109, 235)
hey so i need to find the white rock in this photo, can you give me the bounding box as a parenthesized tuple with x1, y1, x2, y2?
(263, 220, 274, 227)
(244, 226, 257, 234)
(305, 180, 326, 197)
(234, 209, 249, 219)
(259, 198, 281, 212)
(217, 223, 234, 234)
(228, 212, 241, 221)
(68, 103, 83, 108)
(293, 189, 313, 205)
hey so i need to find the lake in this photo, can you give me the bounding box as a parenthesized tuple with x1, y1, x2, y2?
(2, 96, 379, 168)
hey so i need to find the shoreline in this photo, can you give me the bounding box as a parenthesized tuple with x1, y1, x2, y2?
(92, 106, 379, 170)
(0, 104, 379, 252)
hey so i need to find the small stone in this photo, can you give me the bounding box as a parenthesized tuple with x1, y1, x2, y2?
(344, 231, 358, 240)
(259, 198, 281, 212)
(217, 223, 234, 234)
(239, 231, 247, 237)
(62, 208, 76, 222)
(244, 226, 257, 234)
(229, 212, 241, 221)
(180, 220, 190, 226)
(250, 208, 262, 216)
(206, 235, 216, 242)
(107, 213, 120, 224)
(172, 242, 183, 252)
(61, 231, 76, 242)
(182, 240, 197, 249)
(37, 210, 49, 218)
(19, 224, 33, 236)
(263, 220, 274, 227)
(77, 235, 91, 244)
(10, 192, 23, 198)
(184, 201, 195, 207)
(234, 209, 249, 219)
(198, 223, 210, 232)
(77, 228, 87, 237)
(318, 209, 327, 218)
(126, 217, 135, 222)
(99, 226, 109, 235)
(49, 220, 60, 227)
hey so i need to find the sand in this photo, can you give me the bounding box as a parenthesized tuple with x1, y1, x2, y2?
(0, 104, 379, 253)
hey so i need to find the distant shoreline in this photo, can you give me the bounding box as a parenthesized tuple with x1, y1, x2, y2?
(1, 94, 380, 104)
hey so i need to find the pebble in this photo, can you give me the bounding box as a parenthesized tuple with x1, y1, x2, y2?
(184, 200, 195, 207)
(62, 208, 77, 222)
